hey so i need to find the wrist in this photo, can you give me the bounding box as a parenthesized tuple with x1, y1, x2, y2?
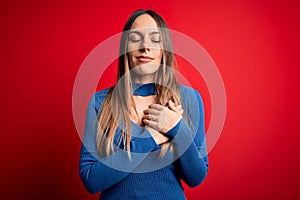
(165, 118, 182, 139)
(162, 116, 182, 133)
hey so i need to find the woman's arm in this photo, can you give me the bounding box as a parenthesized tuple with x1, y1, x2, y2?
(79, 145, 129, 194)
(141, 87, 208, 187)
(79, 93, 159, 194)
(166, 88, 209, 187)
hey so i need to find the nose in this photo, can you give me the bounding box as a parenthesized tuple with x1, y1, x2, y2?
(139, 37, 151, 52)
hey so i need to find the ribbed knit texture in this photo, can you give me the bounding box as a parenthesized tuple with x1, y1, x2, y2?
(79, 83, 209, 200)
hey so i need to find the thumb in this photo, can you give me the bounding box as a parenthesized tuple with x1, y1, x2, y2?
(167, 100, 177, 112)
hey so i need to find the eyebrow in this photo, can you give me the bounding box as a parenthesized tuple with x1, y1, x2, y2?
(150, 31, 160, 35)
(129, 30, 160, 35)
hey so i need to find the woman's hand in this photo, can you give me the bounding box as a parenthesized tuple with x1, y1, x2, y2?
(143, 100, 183, 133)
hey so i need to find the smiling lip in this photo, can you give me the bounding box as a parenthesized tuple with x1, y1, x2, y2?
(136, 56, 154, 62)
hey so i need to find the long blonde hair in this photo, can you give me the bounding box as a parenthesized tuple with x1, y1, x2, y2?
(96, 10, 181, 157)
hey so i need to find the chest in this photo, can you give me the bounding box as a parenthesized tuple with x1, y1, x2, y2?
(131, 95, 157, 126)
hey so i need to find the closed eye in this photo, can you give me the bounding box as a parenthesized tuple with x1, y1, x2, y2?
(150, 32, 161, 43)
(151, 39, 161, 43)
(129, 31, 142, 43)
(128, 31, 161, 43)
(129, 38, 141, 42)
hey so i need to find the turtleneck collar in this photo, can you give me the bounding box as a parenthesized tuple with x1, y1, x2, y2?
(132, 82, 156, 96)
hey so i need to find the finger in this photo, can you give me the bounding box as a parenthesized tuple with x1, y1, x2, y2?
(175, 105, 184, 115)
(168, 100, 177, 112)
(148, 104, 164, 111)
(143, 114, 158, 122)
(176, 105, 182, 111)
(143, 119, 157, 129)
(143, 108, 160, 115)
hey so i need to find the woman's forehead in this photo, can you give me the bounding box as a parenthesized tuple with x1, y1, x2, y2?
(131, 14, 159, 31)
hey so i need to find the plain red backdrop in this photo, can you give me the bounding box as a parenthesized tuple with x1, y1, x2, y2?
(1, 0, 299, 199)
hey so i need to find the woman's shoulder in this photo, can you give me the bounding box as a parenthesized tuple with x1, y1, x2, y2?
(93, 87, 112, 102)
(178, 84, 203, 105)
(179, 84, 202, 97)
(89, 87, 112, 112)
(94, 87, 111, 98)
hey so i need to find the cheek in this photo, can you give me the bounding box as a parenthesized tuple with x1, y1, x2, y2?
(127, 42, 140, 53)
(128, 53, 135, 67)
(154, 50, 163, 63)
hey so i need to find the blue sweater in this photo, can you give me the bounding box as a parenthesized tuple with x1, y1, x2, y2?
(79, 83, 209, 200)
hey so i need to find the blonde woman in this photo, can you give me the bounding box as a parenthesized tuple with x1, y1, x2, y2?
(80, 9, 208, 200)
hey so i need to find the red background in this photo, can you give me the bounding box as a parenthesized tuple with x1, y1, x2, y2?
(1, 0, 299, 199)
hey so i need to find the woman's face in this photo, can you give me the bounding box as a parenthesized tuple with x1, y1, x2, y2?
(127, 14, 163, 81)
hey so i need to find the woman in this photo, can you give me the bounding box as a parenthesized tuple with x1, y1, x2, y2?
(80, 9, 208, 200)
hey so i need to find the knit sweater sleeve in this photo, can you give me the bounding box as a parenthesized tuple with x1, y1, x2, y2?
(79, 91, 158, 194)
(165, 87, 209, 187)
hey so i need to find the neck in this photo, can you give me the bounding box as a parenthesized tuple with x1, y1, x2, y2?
(131, 73, 156, 84)
(132, 77, 154, 84)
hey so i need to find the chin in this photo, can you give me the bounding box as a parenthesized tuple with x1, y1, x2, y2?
(131, 64, 160, 76)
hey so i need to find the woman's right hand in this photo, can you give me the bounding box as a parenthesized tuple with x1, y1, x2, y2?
(143, 100, 183, 134)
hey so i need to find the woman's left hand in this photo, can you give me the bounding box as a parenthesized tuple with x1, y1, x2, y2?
(143, 100, 183, 133)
